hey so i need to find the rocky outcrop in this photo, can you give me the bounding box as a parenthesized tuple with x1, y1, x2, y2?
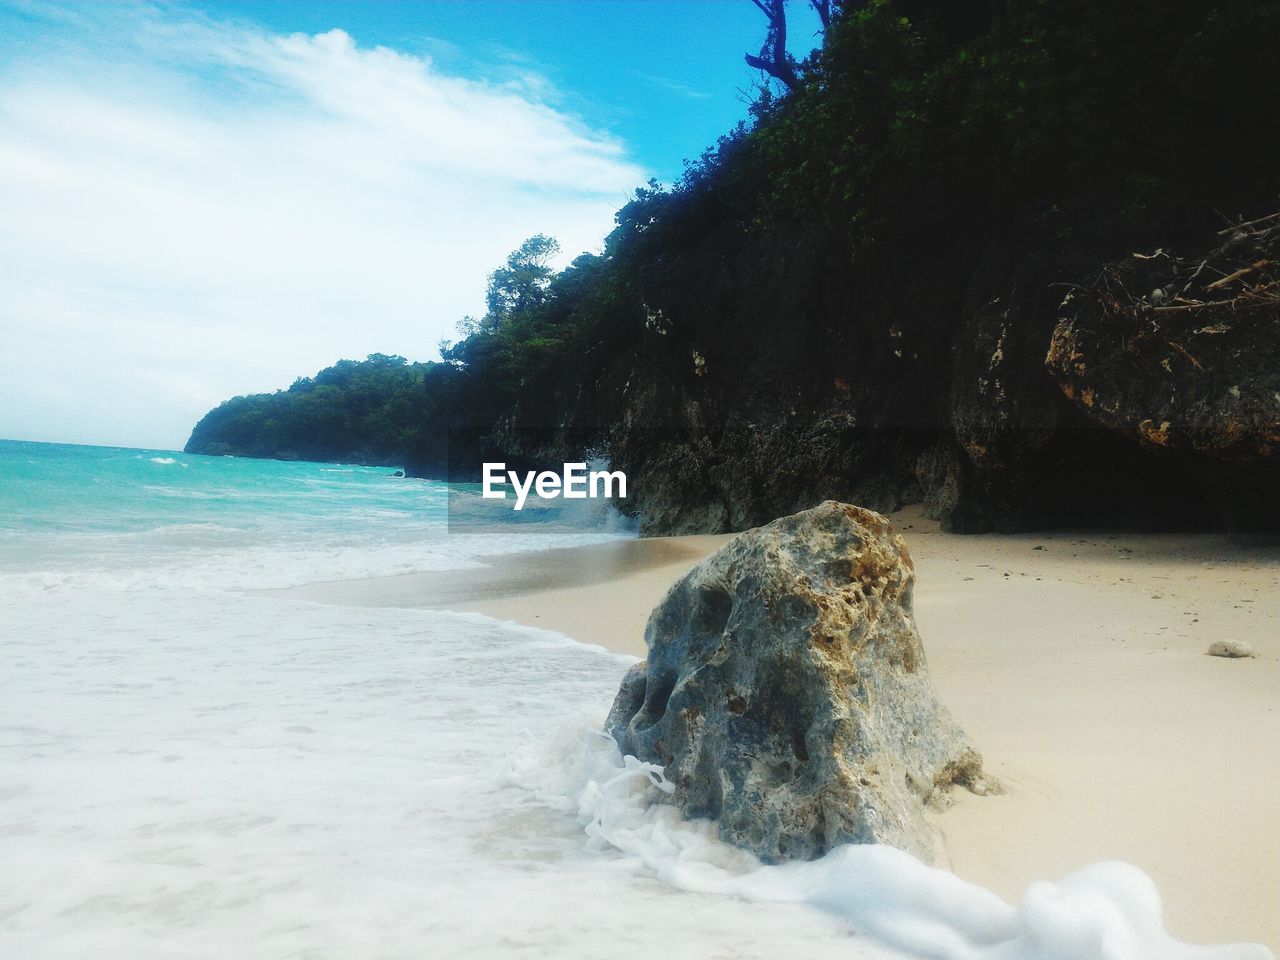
(1047, 216, 1280, 458)
(1047, 216, 1280, 529)
(606, 501, 984, 864)
(599, 189, 1271, 537)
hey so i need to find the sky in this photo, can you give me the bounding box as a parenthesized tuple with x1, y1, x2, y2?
(0, 0, 822, 450)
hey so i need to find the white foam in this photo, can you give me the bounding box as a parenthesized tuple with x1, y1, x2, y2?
(0, 523, 626, 595)
(508, 728, 1274, 960)
(0, 587, 893, 959)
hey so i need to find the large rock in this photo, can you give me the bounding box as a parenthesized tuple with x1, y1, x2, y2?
(1047, 218, 1280, 461)
(1046, 216, 1280, 530)
(606, 501, 984, 863)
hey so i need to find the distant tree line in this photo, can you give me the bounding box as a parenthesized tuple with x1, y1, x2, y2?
(185, 354, 431, 463)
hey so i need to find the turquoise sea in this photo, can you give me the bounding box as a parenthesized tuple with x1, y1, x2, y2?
(0, 439, 625, 583)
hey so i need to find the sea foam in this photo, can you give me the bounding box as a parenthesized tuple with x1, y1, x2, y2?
(508, 726, 1274, 960)
(0, 585, 886, 959)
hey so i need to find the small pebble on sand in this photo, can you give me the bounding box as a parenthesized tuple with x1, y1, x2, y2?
(1206, 639, 1257, 659)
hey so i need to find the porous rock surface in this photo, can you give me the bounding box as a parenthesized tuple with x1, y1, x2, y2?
(605, 501, 983, 863)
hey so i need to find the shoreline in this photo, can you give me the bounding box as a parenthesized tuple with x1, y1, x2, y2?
(264, 507, 1280, 950)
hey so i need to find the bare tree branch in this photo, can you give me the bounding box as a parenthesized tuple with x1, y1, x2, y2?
(744, 0, 797, 91)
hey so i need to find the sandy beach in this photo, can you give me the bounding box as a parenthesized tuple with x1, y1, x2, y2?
(268, 506, 1280, 950)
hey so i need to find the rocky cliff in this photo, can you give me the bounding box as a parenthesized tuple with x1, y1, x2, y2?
(595, 198, 1280, 536)
(416, 2, 1280, 536)
(188, 1, 1280, 537)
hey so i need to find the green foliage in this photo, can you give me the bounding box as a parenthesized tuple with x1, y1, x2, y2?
(188, 0, 1279, 470)
(185, 354, 432, 463)
(450, 234, 562, 343)
(740, 0, 1279, 234)
(485, 234, 560, 319)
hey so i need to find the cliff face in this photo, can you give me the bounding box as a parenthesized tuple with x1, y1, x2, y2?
(191, 1, 1280, 536)
(598, 195, 1278, 535)
(398, 189, 1278, 537)
(419, 0, 1280, 536)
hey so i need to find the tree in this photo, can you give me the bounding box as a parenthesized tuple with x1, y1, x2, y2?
(746, 0, 849, 91)
(745, 0, 798, 90)
(484, 234, 561, 322)
(450, 236, 562, 347)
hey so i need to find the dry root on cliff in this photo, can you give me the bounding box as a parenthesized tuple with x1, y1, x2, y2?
(1098, 215, 1280, 335)
(1046, 213, 1280, 461)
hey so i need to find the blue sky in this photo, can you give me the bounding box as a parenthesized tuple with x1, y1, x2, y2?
(0, 0, 822, 449)
(207, 0, 824, 182)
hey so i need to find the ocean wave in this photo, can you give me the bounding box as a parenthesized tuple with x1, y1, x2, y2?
(0, 593, 880, 959)
(0, 527, 626, 595)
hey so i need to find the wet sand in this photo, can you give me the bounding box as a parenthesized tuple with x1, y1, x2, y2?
(262, 535, 726, 615)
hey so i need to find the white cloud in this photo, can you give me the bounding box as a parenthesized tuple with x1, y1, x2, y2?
(0, 2, 646, 450)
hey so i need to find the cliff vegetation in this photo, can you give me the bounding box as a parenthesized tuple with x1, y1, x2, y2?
(186, 0, 1280, 533)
